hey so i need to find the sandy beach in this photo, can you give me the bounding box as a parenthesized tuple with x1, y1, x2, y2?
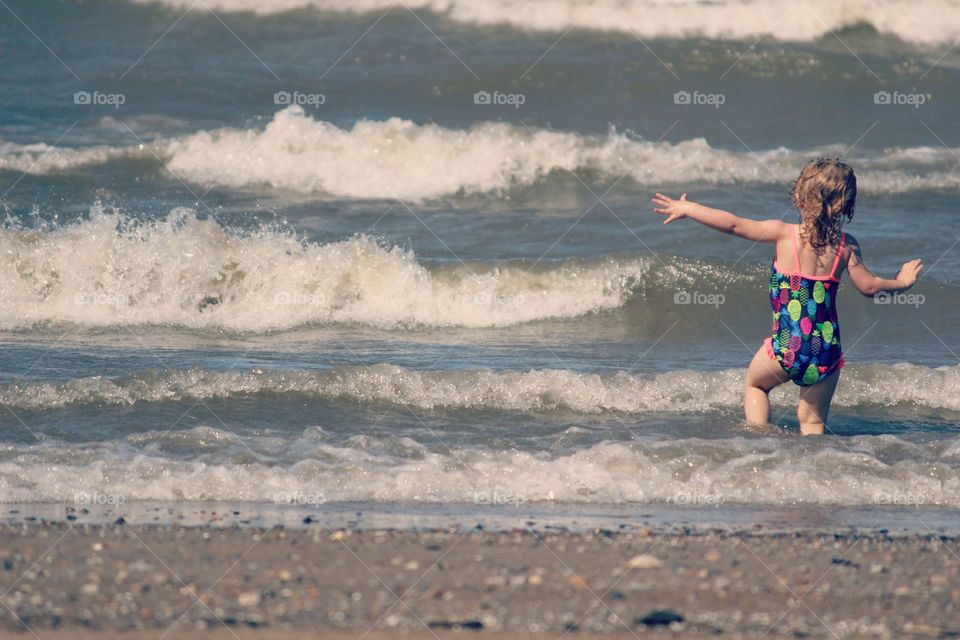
(0, 520, 957, 639)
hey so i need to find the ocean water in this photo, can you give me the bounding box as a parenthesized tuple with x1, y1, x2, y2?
(1, 0, 960, 517)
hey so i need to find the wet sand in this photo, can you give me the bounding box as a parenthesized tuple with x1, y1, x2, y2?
(0, 522, 958, 639)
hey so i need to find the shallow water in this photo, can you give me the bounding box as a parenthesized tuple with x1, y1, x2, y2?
(1, 0, 958, 515)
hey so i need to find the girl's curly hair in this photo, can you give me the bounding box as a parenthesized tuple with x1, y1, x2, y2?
(791, 158, 856, 251)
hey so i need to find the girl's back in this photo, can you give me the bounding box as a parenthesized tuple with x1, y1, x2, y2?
(774, 227, 847, 280)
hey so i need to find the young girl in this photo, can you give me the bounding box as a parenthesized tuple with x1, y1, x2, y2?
(652, 158, 923, 435)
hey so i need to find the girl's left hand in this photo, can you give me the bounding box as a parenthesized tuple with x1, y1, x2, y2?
(652, 193, 691, 224)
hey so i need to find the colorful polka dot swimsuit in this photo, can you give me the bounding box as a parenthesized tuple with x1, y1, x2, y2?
(764, 225, 845, 386)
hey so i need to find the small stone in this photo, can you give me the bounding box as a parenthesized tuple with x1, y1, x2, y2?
(831, 557, 858, 568)
(238, 591, 261, 608)
(870, 564, 886, 574)
(528, 574, 543, 586)
(329, 531, 347, 541)
(403, 560, 420, 571)
(428, 620, 484, 630)
(903, 623, 943, 637)
(80, 583, 98, 595)
(568, 574, 589, 590)
(277, 569, 293, 582)
(92, 543, 103, 552)
(637, 609, 683, 626)
(626, 554, 663, 569)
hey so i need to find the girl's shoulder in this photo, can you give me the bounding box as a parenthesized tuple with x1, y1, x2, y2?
(841, 232, 860, 257)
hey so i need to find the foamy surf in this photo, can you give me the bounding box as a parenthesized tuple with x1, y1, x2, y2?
(0, 140, 157, 175)
(5, 362, 960, 413)
(0, 207, 664, 331)
(4, 109, 960, 198)
(3, 430, 960, 505)
(127, 0, 960, 46)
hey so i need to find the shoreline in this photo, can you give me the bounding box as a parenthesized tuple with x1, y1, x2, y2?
(6, 501, 960, 536)
(0, 521, 958, 638)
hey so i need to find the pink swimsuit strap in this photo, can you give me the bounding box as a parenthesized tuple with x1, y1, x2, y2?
(786, 225, 845, 281)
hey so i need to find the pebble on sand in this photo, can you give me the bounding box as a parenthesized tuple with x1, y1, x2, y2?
(637, 609, 684, 626)
(238, 592, 261, 608)
(626, 554, 663, 569)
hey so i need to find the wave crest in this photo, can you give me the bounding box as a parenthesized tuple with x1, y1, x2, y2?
(128, 0, 960, 45)
(6, 362, 960, 413)
(7, 108, 959, 199)
(0, 207, 654, 331)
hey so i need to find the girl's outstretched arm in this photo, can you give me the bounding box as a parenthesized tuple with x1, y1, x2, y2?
(651, 193, 787, 243)
(845, 233, 923, 296)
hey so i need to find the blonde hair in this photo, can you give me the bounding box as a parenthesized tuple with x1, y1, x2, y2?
(791, 157, 856, 251)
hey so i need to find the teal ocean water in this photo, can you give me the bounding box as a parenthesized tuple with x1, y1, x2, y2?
(1, 0, 959, 515)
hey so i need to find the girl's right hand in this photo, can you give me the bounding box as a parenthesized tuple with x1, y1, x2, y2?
(896, 258, 923, 287)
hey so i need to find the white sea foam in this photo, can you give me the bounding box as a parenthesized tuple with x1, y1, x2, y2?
(161, 108, 960, 198)
(0, 140, 155, 174)
(3, 430, 960, 505)
(0, 207, 652, 331)
(128, 0, 960, 45)
(4, 362, 960, 413)
(6, 108, 959, 199)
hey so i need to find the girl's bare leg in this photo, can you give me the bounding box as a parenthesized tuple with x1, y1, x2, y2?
(796, 369, 840, 435)
(744, 344, 790, 424)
